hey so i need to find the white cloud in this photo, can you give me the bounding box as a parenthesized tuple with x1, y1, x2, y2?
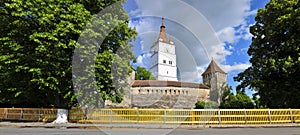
(217, 27, 238, 44)
(182, 0, 252, 31)
(241, 22, 255, 40)
(128, 8, 141, 17)
(182, 0, 255, 45)
(136, 54, 143, 66)
(130, 18, 155, 35)
(136, 52, 152, 68)
(221, 63, 251, 73)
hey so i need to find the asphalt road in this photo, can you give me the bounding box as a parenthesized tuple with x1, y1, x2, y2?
(1, 127, 300, 135)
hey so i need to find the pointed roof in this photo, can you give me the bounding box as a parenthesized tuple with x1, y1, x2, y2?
(158, 18, 168, 42)
(202, 60, 226, 76)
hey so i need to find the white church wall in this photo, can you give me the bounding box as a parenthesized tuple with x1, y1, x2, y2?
(157, 65, 177, 81)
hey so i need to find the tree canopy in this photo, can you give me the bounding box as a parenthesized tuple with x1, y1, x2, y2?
(195, 100, 218, 109)
(219, 87, 254, 109)
(135, 66, 156, 80)
(234, 0, 300, 108)
(0, 0, 137, 108)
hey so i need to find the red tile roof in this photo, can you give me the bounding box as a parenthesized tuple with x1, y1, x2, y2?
(132, 80, 209, 89)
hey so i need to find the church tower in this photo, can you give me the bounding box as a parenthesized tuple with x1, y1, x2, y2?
(202, 60, 227, 104)
(150, 18, 178, 81)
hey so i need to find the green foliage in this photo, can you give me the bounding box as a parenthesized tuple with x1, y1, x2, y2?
(195, 101, 205, 109)
(195, 100, 218, 109)
(135, 66, 156, 80)
(234, 0, 300, 108)
(252, 94, 267, 109)
(0, 0, 136, 108)
(219, 86, 254, 109)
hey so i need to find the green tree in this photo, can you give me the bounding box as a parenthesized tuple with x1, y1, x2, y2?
(195, 100, 218, 109)
(0, 0, 137, 108)
(135, 66, 156, 80)
(219, 87, 254, 109)
(195, 101, 205, 109)
(234, 0, 300, 108)
(252, 93, 267, 109)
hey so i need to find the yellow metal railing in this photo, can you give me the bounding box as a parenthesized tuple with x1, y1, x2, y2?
(1, 108, 300, 125)
(0, 108, 56, 122)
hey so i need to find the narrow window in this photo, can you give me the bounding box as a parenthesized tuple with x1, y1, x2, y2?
(169, 61, 172, 65)
(138, 90, 141, 94)
(163, 60, 166, 64)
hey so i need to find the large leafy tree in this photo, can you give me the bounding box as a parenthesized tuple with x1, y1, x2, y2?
(135, 66, 156, 80)
(0, 0, 137, 108)
(219, 87, 254, 109)
(234, 0, 300, 108)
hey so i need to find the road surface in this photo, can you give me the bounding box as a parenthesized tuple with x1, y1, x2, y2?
(1, 127, 300, 135)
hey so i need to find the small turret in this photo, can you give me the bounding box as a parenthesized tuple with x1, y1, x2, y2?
(202, 60, 227, 105)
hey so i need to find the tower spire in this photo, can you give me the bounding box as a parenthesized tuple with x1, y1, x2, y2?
(161, 17, 165, 28)
(158, 17, 167, 42)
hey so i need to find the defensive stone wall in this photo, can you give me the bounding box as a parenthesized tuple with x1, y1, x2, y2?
(130, 87, 209, 109)
(106, 86, 209, 109)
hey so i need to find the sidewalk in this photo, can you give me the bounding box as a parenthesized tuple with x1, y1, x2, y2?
(1, 121, 300, 129)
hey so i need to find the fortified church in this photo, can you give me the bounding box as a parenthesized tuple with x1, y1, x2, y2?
(109, 18, 227, 109)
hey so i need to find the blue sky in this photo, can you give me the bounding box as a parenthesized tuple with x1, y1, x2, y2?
(123, 0, 270, 95)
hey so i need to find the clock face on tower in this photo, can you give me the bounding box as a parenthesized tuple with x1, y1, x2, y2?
(165, 47, 169, 53)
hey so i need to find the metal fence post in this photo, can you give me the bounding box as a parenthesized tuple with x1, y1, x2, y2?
(84, 108, 88, 125)
(218, 109, 221, 124)
(110, 109, 113, 124)
(5, 108, 8, 120)
(164, 108, 166, 124)
(244, 109, 247, 124)
(289, 108, 293, 123)
(136, 108, 139, 124)
(20, 108, 23, 120)
(268, 108, 271, 124)
(38, 108, 41, 122)
(191, 109, 195, 125)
